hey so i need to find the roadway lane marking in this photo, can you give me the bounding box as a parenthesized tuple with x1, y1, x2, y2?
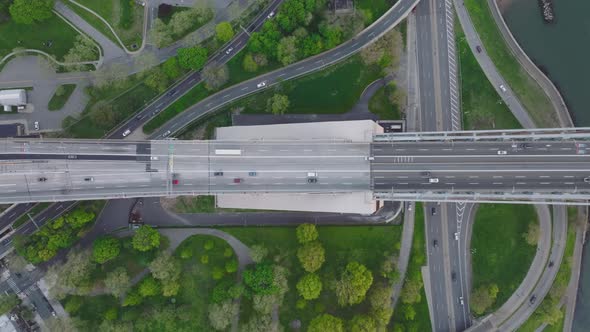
(342, 183, 353, 185)
(515, 176, 526, 178)
(278, 73, 286, 77)
(565, 182, 575, 185)
(296, 66, 305, 71)
(241, 87, 249, 91)
(493, 182, 503, 185)
(540, 176, 550, 178)
(206, 103, 212, 107)
(516, 182, 526, 185)
(493, 176, 503, 178)
(468, 176, 479, 178)
(540, 182, 550, 185)
(315, 60, 323, 64)
(0, 184, 16, 187)
(223, 94, 230, 99)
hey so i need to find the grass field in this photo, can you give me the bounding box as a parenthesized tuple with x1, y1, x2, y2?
(464, 0, 557, 127)
(368, 84, 402, 120)
(356, 0, 395, 24)
(223, 225, 402, 329)
(470, 204, 537, 315)
(65, 0, 144, 50)
(456, 21, 520, 130)
(0, 14, 81, 61)
(391, 203, 432, 331)
(48, 84, 76, 111)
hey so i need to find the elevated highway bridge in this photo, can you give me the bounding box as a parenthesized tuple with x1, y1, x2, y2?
(0, 127, 590, 205)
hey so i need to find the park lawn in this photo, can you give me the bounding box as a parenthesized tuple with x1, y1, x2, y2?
(240, 56, 382, 114)
(222, 225, 402, 329)
(369, 84, 402, 120)
(0, 14, 81, 61)
(65, 0, 144, 50)
(48, 84, 76, 111)
(391, 202, 432, 331)
(470, 204, 537, 315)
(455, 21, 520, 130)
(464, 0, 557, 128)
(517, 207, 577, 332)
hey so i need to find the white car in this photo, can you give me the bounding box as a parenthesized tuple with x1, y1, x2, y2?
(150, 156, 159, 161)
(33, 121, 39, 131)
(499, 84, 507, 92)
(497, 150, 507, 155)
(257, 81, 267, 88)
(225, 47, 234, 55)
(267, 11, 275, 19)
(162, 130, 171, 137)
(584, 177, 590, 183)
(429, 178, 439, 183)
(122, 129, 131, 137)
(454, 232, 459, 240)
(459, 297, 464, 306)
(364, 156, 375, 161)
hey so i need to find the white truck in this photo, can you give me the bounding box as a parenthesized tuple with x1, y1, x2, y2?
(215, 149, 242, 155)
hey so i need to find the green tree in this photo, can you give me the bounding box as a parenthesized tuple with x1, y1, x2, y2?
(297, 241, 325, 273)
(65, 209, 95, 228)
(104, 267, 131, 298)
(319, 23, 342, 49)
(202, 64, 229, 91)
(537, 297, 563, 325)
(277, 0, 307, 33)
(401, 304, 416, 321)
(335, 262, 373, 306)
(149, 19, 174, 47)
(249, 244, 268, 263)
(368, 283, 394, 326)
(149, 251, 181, 281)
(244, 263, 278, 295)
(242, 53, 259, 72)
(252, 294, 276, 314)
(162, 57, 181, 79)
(296, 223, 318, 243)
(296, 273, 322, 300)
(400, 279, 423, 304)
(177, 46, 208, 70)
(48, 249, 95, 299)
(301, 33, 324, 57)
(277, 36, 298, 66)
(215, 21, 234, 43)
(9, 0, 54, 24)
(0, 294, 19, 315)
(138, 277, 160, 297)
(92, 236, 121, 264)
(308, 314, 344, 332)
(523, 222, 540, 246)
(64, 296, 83, 314)
(350, 314, 376, 332)
(470, 284, 499, 315)
(161, 279, 180, 297)
(122, 290, 142, 307)
(132, 225, 161, 252)
(225, 259, 238, 273)
(208, 300, 238, 331)
(266, 93, 290, 115)
(144, 68, 170, 93)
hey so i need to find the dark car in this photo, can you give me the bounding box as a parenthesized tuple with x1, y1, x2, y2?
(433, 240, 438, 248)
(476, 45, 482, 53)
(38, 177, 47, 182)
(167, 89, 177, 96)
(213, 171, 224, 176)
(248, 171, 257, 176)
(451, 271, 457, 282)
(548, 261, 554, 268)
(530, 295, 537, 304)
(421, 171, 431, 177)
(431, 207, 437, 215)
(307, 178, 318, 183)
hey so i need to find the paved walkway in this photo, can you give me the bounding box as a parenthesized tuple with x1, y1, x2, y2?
(54, 1, 127, 63)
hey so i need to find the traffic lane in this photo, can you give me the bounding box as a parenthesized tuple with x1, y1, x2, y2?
(372, 178, 590, 191)
(424, 203, 449, 331)
(152, 0, 419, 138)
(371, 157, 590, 169)
(446, 205, 469, 331)
(415, 0, 437, 132)
(372, 141, 583, 156)
(0, 203, 34, 230)
(110, 0, 284, 139)
(209, 142, 371, 157)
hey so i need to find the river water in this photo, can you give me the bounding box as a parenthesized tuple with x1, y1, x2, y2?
(501, 0, 590, 125)
(499, 0, 590, 329)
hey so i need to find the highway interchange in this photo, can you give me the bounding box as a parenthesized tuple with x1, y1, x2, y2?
(0, 0, 578, 330)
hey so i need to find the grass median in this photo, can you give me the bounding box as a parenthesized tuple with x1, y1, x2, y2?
(463, 0, 557, 127)
(48, 84, 76, 111)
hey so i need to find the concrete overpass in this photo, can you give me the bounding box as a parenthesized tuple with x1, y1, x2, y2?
(1, 126, 590, 206)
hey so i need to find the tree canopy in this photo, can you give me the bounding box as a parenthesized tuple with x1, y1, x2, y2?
(335, 262, 373, 306)
(308, 314, 344, 332)
(266, 94, 290, 115)
(215, 22, 234, 43)
(92, 236, 120, 264)
(244, 263, 278, 295)
(296, 273, 322, 300)
(296, 223, 318, 244)
(471, 284, 499, 315)
(9, 0, 54, 24)
(132, 226, 161, 252)
(297, 241, 325, 273)
(177, 46, 208, 70)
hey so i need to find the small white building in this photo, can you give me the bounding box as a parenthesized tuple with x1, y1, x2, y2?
(0, 90, 26, 111)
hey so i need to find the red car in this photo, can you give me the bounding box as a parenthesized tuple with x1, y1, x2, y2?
(233, 178, 242, 184)
(172, 179, 179, 185)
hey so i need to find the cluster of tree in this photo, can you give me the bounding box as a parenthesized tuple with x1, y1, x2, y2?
(215, 22, 234, 43)
(131, 225, 161, 252)
(266, 94, 290, 115)
(334, 261, 374, 306)
(177, 46, 208, 71)
(242, 0, 342, 72)
(47, 249, 96, 299)
(63, 35, 98, 71)
(360, 28, 403, 75)
(294, 224, 325, 302)
(470, 283, 499, 315)
(15, 207, 96, 263)
(0, 294, 19, 316)
(150, 6, 214, 48)
(8, 0, 54, 25)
